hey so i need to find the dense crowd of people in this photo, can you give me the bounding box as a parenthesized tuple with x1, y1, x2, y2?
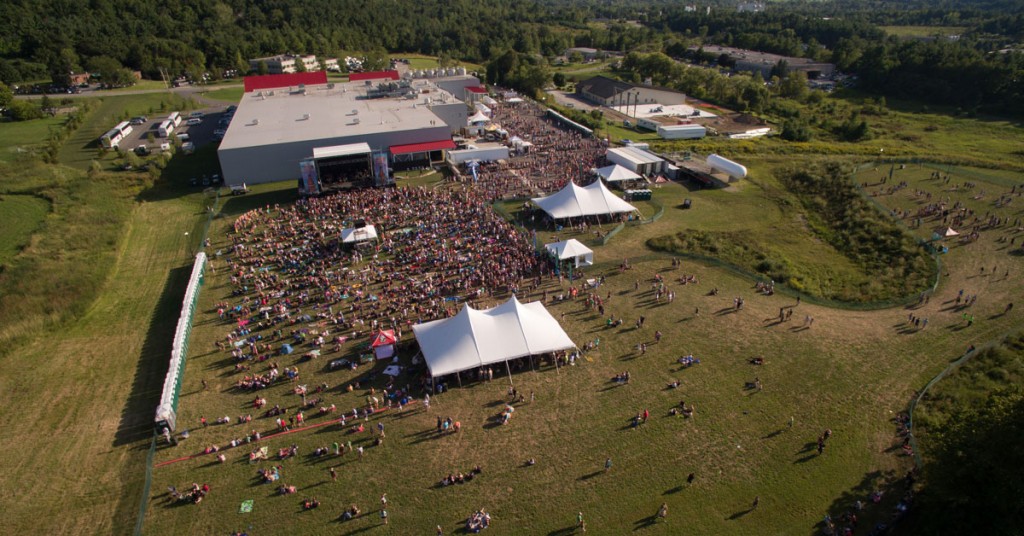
(457, 99, 606, 200)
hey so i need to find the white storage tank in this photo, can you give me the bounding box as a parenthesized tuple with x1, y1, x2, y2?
(456, 66, 467, 75)
(707, 153, 747, 179)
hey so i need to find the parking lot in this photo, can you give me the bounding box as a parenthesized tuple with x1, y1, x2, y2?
(115, 105, 233, 158)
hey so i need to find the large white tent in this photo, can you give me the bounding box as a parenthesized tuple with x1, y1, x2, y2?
(341, 224, 378, 243)
(412, 295, 576, 378)
(596, 164, 642, 183)
(545, 238, 594, 267)
(532, 180, 637, 220)
(467, 111, 491, 124)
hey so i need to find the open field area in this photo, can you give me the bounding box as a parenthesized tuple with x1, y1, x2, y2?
(0, 81, 1022, 536)
(137, 158, 1023, 534)
(0, 116, 65, 162)
(0, 194, 50, 265)
(880, 26, 967, 38)
(203, 87, 245, 103)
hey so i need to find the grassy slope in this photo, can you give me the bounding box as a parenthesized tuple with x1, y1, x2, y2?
(203, 87, 244, 103)
(0, 194, 50, 265)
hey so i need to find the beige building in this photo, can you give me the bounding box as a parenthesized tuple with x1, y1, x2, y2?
(249, 54, 321, 74)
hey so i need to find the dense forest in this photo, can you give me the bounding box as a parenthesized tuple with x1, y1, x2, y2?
(0, 0, 1022, 113)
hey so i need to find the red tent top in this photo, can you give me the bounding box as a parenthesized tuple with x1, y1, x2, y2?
(244, 71, 328, 92)
(349, 70, 400, 82)
(371, 329, 398, 347)
(466, 86, 487, 94)
(390, 139, 456, 155)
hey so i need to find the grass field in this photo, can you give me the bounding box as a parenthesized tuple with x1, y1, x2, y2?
(880, 26, 967, 38)
(0, 116, 66, 163)
(0, 194, 50, 265)
(203, 87, 245, 103)
(399, 54, 484, 73)
(0, 82, 1022, 536)
(137, 161, 1023, 534)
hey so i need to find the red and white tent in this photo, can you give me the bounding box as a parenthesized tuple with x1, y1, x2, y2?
(371, 329, 398, 360)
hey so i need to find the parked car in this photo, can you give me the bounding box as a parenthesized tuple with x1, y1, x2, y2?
(130, 116, 148, 125)
(186, 118, 202, 126)
(176, 133, 190, 142)
(230, 183, 249, 195)
(189, 111, 204, 118)
(160, 142, 171, 152)
(134, 145, 150, 156)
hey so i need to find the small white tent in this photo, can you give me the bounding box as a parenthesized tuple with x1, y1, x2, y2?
(532, 180, 638, 220)
(467, 111, 491, 124)
(545, 239, 594, 267)
(341, 224, 378, 243)
(596, 164, 642, 183)
(412, 296, 575, 379)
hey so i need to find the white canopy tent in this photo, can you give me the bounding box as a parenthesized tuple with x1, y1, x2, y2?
(545, 239, 594, 267)
(532, 180, 638, 220)
(596, 164, 642, 183)
(341, 224, 378, 243)
(467, 111, 491, 124)
(412, 296, 575, 379)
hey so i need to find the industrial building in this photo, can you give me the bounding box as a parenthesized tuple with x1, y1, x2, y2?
(575, 76, 688, 107)
(695, 45, 836, 80)
(218, 71, 478, 186)
(248, 54, 325, 74)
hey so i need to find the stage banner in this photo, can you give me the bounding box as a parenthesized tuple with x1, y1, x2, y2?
(371, 151, 392, 187)
(299, 159, 320, 195)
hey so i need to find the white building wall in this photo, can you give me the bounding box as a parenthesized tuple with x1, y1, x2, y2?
(219, 126, 451, 185)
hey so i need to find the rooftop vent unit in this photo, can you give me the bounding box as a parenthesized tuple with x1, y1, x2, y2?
(254, 91, 263, 97)
(248, 118, 259, 126)
(327, 83, 335, 89)
(299, 113, 310, 121)
(350, 118, 360, 125)
(347, 109, 358, 116)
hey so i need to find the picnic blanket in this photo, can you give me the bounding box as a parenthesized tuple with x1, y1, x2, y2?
(248, 447, 268, 463)
(239, 499, 254, 513)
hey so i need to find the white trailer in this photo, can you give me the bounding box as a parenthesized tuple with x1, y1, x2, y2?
(706, 153, 747, 179)
(657, 124, 707, 140)
(447, 146, 510, 164)
(636, 118, 661, 131)
(168, 111, 182, 127)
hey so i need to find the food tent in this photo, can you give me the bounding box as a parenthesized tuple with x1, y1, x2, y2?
(341, 224, 378, 244)
(412, 296, 575, 379)
(596, 164, 642, 183)
(371, 329, 398, 360)
(545, 239, 594, 268)
(943, 227, 959, 237)
(532, 180, 638, 220)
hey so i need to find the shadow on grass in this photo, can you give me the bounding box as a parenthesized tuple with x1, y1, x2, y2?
(727, 508, 754, 520)
(812, 469, 908, 536)
(545, 526, 577, 536)
(578, 470, 604, 481)
(114, 264, 191, 447)
(763, 428, 785, 439)
(633, 514, 659, 530)
(663, 485, 684, 495)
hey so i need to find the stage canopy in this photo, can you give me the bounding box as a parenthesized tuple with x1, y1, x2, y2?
(412, 296, 575, 378)
(532, 180, 638, 220)
(545, 239, 594, 267)
(341, 224, 378, 243)
(597, 164, 642, 183)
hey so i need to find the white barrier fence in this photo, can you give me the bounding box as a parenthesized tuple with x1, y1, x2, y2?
(154, 252, 207, 433)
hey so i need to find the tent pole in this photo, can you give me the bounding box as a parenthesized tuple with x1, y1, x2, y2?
(457, 371, 463, 388)
(554, 352, 559, 375)
(431, 376, 435, 395)
(505, 360, 514, 386)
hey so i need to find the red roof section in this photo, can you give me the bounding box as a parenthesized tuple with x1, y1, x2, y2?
(349, 70, 400, 82)
(244, 71, 328, 92)
(466, 86, 487, 94)
(390, 140, 456, 155)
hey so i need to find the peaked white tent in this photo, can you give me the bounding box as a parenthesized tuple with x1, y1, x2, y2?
(341, 224, 378, 243)
(596, 164, 642, 183)
(545, 239, 594, 267)
(532, 180, 638, 220)
(467, 111, 491, 124)
(412, 296, 575, 379)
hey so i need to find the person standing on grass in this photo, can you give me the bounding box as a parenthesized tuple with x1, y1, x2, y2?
(605, 457, 612, 472)
(380, 508, 388, 525)
(752, 496, 760, 510)
(687, 473, 695, 485)
(577, 511, 586, 532)
(658, 503, 668, 522)
(329, 467, 337, 482)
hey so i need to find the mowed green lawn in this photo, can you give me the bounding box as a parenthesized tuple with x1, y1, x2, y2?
(203, 87, 244, 103)
(141, 165, 1024, 534)
(0, 194, 50, 265)
(0, 116, 65, 163)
